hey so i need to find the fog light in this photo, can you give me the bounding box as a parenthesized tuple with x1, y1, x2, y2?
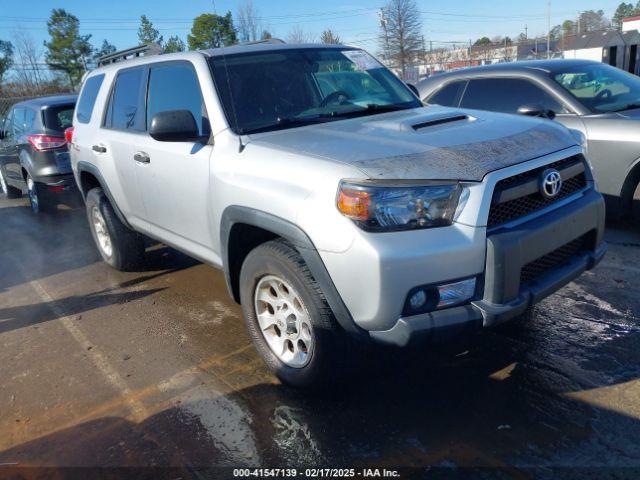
(436, 278, 476, 308)
(409, 290, 427, 310)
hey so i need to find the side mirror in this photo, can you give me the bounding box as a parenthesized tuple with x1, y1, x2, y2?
(407, 83, 420, 98)
(149, 109, 201, 142)
(517, 104, 556, 120)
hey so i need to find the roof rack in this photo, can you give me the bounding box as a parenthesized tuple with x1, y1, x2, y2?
(237, 38, 286, 47)
(98, 43, 162, 67)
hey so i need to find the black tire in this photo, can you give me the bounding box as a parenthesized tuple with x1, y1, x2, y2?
(26, 173, 54, 214)
(239, 239, 350, 389)
(0, 165, 21, 199)
(632, 180, 640, 222)
(85, 187, 145, 271)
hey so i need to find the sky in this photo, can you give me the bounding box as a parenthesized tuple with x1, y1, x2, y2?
(0, 0, 626, 57)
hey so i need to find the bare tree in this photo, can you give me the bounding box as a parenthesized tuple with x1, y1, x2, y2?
(12, 30, 45, 95)
(320, 29, 342, 45)
(378, 0, 423, 78)
(237, 0, 261, 42)
(287, 25, 315, 44)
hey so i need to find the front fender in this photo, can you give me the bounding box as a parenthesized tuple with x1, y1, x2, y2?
(220, 205, 366, 339)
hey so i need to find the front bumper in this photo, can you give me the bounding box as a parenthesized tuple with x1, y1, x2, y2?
(370, 189, 606, 347)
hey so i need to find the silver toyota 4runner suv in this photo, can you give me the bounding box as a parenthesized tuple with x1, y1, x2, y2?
(69, 42, 606, 388)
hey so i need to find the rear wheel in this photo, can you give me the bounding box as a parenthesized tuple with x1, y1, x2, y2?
(26, 174, 53, 213)
(0, 166, 22, 199)
(85, 187, 145, 271)
(239, 239, 350, 389)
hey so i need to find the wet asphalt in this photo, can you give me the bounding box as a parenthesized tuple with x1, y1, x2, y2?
(0, 194, 640, 479)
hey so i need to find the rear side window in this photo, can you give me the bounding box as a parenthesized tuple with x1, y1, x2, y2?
(146, 62, 210, 135)
(44, 105, 75, 132)
(76, 74, 105, 124)
(24, 109, 36, 130)
(427, 80, 467, 107)
(460, 78, 567, 114)
(104, 67, 147, 131)
(12, 108, 26, 135)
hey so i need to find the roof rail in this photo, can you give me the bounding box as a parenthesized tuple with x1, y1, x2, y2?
(98, 43, 162, 67)
(237, 38, 286, 47)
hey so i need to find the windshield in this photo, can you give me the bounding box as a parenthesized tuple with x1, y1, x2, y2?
(210, 48, 421, 134)
(552, 63, 640, 113)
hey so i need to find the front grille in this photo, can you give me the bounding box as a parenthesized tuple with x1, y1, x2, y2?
(488, 155, 588, 228)
(520, 234, 591, 285)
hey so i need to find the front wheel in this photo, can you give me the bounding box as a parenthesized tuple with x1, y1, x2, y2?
(239, 239, 350, 389)
(85, 187, 145, 271)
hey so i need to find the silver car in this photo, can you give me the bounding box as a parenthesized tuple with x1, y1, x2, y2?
(417, 59, 640, 219)
(69, 44, 606, 388)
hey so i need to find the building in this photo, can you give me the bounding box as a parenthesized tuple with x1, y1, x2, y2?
(622, 15, 640, 32)
(564, 29, 640, 74)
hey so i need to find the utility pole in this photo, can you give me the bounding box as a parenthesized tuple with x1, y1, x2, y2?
(547, 0, 551, 59)
(525, 25, 528, 43)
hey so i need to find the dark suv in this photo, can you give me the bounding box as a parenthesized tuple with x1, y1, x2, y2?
(0, 95, 77, 213)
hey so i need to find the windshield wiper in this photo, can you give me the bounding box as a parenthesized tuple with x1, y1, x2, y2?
(323, 103, 414, 119)
(612, 103, 640, 112)
(242, 115, 328, 134)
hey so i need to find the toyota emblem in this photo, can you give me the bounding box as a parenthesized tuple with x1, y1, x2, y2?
(540, 169, 562, 199)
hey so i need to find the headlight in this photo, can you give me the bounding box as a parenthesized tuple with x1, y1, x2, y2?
(337, 180, 462, 232)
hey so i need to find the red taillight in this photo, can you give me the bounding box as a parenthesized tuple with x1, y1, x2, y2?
(28, 134, 67, 152)
(64, 126, 74, 144)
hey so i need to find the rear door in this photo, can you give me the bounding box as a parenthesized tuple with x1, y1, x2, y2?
(4, 107, 24, 183)
(134, 60, 214, 257)
(99, 66, 149, 229)
(0, 110, 15, 184)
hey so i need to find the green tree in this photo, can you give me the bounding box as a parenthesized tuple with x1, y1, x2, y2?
(93, 39, 116, 64)
(613, 3, 636, 29)
(549, 25, 562, 40)
(44, 9, 93, 89)
(164, 35, 186, 53)
(320, 29, 342, 44)
(0, 40, 13, 86)
(187, 12, 237, 50)
(138, 15, 163, 46)
(562, 19, 576, 37)
(474, 37, 492, 46)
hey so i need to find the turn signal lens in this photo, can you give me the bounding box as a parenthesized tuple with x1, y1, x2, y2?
(337, 188, 371, 221)
(337, 180, 462, 232)
(64, 126, 74, 144)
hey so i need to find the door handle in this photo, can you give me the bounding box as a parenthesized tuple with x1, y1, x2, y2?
(92, 145, 107, 153)
(134, 151, 150, 164)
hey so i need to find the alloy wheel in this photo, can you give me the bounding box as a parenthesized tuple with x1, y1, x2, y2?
(254, 275, 314, 368)
(91, 206, 113, 258)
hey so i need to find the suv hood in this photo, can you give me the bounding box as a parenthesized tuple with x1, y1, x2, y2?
(249, 106, 576, 181)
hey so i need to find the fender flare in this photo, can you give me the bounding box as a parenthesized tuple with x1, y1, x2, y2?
(220, 205, 366, 339)
(76, 161, 133, 229)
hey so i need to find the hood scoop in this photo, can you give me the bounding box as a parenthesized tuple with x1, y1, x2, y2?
(412, 114, 469, 131)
